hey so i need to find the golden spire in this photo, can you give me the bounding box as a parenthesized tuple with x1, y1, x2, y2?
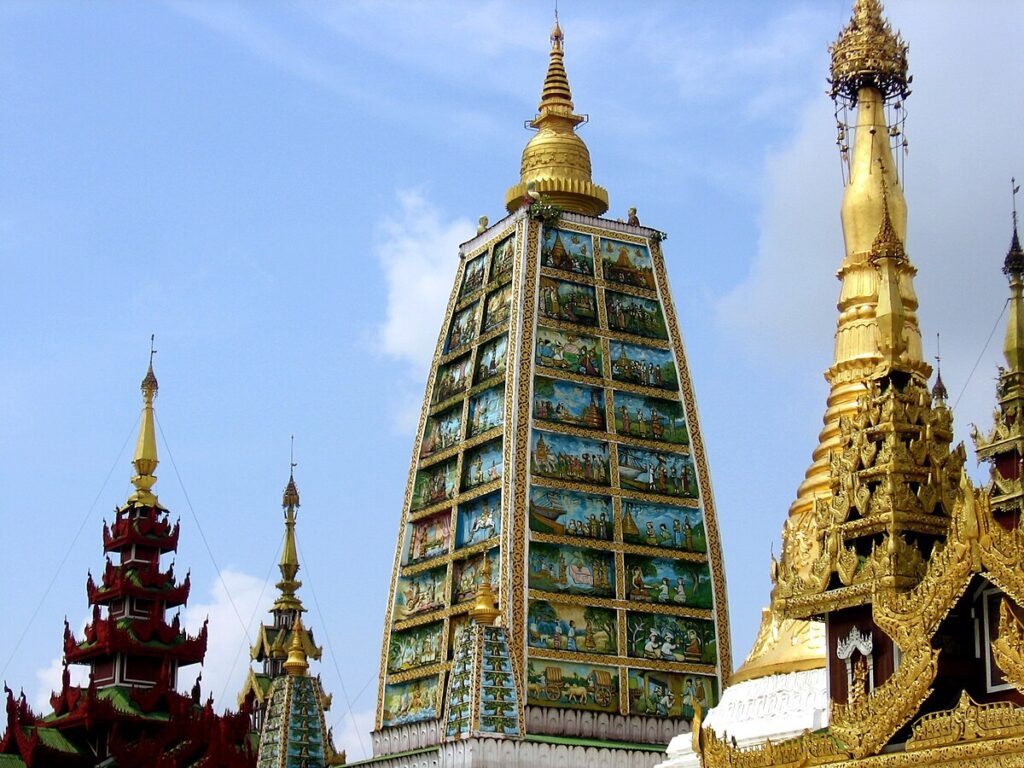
(782, 0, 927, 548)
(129, 337, 160, 506)
(283, 616, 309, 677)
(274, 460, 304, 613)
(469, 555, 499, 626)
(504, 13, 609, 216)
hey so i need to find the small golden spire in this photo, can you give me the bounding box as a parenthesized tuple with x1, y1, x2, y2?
(505, 13, 608, 216)
(283, 616, 309, 677)
(129, 336, 160, 505)
(469, 554, 500, 626)
(872, 190, 909, 367)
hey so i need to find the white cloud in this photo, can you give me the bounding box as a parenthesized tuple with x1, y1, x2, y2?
(374, 190, 475, 432)
(330, 707, 375, 763)
(33, 629, 89, 712)
(181, 568, 273, 710)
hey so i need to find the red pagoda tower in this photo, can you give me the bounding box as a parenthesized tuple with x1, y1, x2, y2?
(1, 358, 255, 768)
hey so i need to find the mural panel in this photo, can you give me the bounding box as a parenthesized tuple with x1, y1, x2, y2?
(625, 612, 717, 665)
(482, 284, 512, 333)
(528, 600, 617, 655)
(533, 376, 605, 431)
(393, 566, 447, 621)
(411, 459, 457, 511)
(605, 290, 668, 340)
(526, 660, 617, 712)
(600, 238, 656, 290)
(460, 255, 487, 300)
(535, 327, 603, 378)
(468, 387, 504, 437)
(490, 234, 515, 284)
(529, 542, 615, 597)
(455, 491, 501, 548)
(621, 499, 706, 552)
(463, 439, 503, 490)
(531, 430, 610, 487)
(539, 277, 597, 327)
(420, 406, 462, 459)
(617, 446, 696, 499)
(610, 341, 678, 390)
(528, 486, 612, 540)
(445, 303, 479, 355)
(452, 548, 499, 604)
(625, 556, 713, 609)
(382, 675, 440, 727)
(475, 335, 507, 383)
(434, 355, 472, 404)
(627, 669, 716, 720)
(541, 227, 594, 276)
(612, 391, 688, 445)
(405, 510, 452, 564)
(388, 621, 444, 673)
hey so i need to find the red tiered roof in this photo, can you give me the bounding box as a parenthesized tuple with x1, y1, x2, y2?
(0, 363, 255, 767)
(63, 608, 207, 667)
(103, 506, 181, 554)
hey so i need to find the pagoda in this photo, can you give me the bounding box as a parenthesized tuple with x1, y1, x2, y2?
(240, 467, 344, 766)
(678, 2, 1024, 766)
(239, 469, 326, 734)
(370, 14, 730, 767)
(0, 357, 254, 767)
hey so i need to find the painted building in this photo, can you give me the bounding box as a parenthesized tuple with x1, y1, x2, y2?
(369, 15, 730, 767)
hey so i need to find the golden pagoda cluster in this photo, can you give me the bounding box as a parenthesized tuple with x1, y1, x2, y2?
(690, 2, 1024, 767)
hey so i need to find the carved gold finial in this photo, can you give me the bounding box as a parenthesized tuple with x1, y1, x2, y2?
(283, 617, 309, 677)
(932, 334, 948, 404)
(469, 554, 500, 626)
(129, 336, 160, 505)
(504, 14, 609, 216)
(1003, 190, 1024, 377)
(829, 0, 909, 106)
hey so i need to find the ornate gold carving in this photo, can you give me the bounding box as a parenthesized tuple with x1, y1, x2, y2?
(908, 691, 1024, 751)
(993, 598, 1024, 697)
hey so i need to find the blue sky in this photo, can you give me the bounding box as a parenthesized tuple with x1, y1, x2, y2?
(2, 1, 1023, 759)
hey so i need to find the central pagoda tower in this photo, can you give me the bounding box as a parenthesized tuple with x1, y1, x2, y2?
(372, 16, 730, 766)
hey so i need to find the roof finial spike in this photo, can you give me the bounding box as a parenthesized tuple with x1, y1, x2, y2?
(1005, 177, 1024, 276)
(129, 339, 160, 505)
(932, 332, 948, 403)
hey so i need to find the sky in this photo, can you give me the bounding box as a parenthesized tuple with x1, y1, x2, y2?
(2, 0, 1023, 761)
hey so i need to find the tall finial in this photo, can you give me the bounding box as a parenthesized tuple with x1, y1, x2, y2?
(469, 554, 500, 626)
(504, 13, 608, 216)
(129, 338, 160, 505)
(275, 447, 303, 611)
(872, 181, 909, 368)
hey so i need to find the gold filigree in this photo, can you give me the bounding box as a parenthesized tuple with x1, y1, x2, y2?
(908, 690, 1024, 751)
(830, 642, 939, 759)
(992, 598, 1024, 697)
